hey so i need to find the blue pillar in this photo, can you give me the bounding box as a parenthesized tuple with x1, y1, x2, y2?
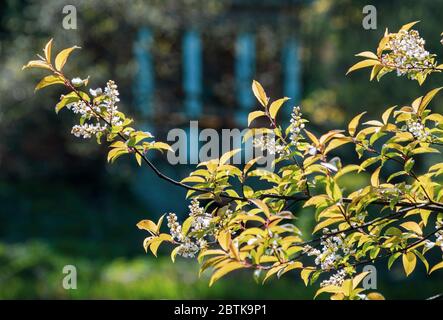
(133, 27, 154, 132)
(183, 30, 202, 119)
(283, 38, 301, 118)
(235, 32, 255, 126)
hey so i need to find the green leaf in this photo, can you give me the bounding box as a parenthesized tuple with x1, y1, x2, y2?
(388, 252, 401, 270)
(404, 158, 415, 173)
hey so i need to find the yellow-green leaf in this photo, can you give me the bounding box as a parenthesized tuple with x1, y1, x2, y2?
(220, 148, 241, 166)
(149, 239, 163, 257)
(22, 60, 52, 71)
(400, 21, 420, 31)
(217, 229, 231, 252)
(355, 51, 378, 60)
(425, 113, 443, 124)
(301, 268, 315, 286)
(55, 92, 79, 114)
(429, 261, 443, 274)
(411, 147, 440, 155)
(152, 142, 173, 152)
(348, 112, 366, 136)
(55, 46, 80, 71)
(136, 219, 158, 234)
(251, 80, 268, 107)
(352, 271, 369, 289)
(35, 75, 65, 92)
(382, 106, 397, 124)
(171, 246, 180, 263)
(43, 38, 54, 63)
(324, 138, 352, 154)
(250, 199, 270, 218)
(304, 129, 319, 145)
(371, 166, 381, 187)
(269, 97, 290, 119)
(400, 221, 422, 235)
(418, 87, 443, 115)
(346, 59, 380, 75)
(367, 292, 385, 300)
(247, 111, 266, 126)
(314, 285, 342, 299)
(181, 176, 206, 183)
(402, 252, 417, 276)
(209, 261, 244, 286)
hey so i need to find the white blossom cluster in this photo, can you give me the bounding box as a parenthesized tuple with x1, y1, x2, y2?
(320, 269, 347, 287)
(167, 213, 183, 241)
(101, 80, 123, 126)
(176, 238, 200, 258)
(71, 123, 107, 139)
(166, 212, 200, 258)
(67, 100, 92, 116)
(253, 135, 286, 156)
(166, 200, 213, 259)
(424, 220, 443, 253)
(381, 29, 436, 79)
(66, 79, 123, 139)
(303, 229, 355, 271)
(289, 106, 306, 147)
(406, 119, 431, 141)
(189, 199, 212, 233)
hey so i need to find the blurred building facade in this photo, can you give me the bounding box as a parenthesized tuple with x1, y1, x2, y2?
(130, 0, 312, 207)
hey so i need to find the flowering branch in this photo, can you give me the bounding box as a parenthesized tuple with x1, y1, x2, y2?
(23, 21, 443, 300)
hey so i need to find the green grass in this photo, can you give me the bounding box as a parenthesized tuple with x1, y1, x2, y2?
(0, 241, 317, 299)
(1, 241, 441, 299)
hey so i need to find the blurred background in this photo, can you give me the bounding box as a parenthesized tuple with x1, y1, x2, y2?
(0, 0, 442, 299)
